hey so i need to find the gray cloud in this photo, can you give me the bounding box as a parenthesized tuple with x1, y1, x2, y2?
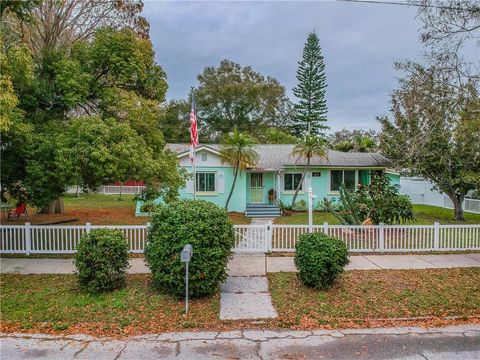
(143, 0, 424, 132)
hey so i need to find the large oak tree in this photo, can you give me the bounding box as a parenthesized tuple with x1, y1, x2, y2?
(195, 59, 291, 142)
(379, 62, 480, 221)
(1, 8, 184, 213)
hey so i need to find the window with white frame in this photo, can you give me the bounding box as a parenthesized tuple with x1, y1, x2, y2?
(330, 170, 357, 192)
(196, 172, 215, 192)
(284, 173, 303, 191)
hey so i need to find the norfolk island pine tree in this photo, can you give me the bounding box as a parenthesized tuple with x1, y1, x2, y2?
(292, 31, 328, 137)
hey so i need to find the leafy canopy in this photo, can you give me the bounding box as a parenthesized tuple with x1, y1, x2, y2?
(379, 62, 480, 221)
(195, 59, 291, 142)
(0, 17, 183, 210)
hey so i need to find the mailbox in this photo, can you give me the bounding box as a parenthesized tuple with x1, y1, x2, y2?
(181, 244, 193, 314)
(181, 244, 193, 263)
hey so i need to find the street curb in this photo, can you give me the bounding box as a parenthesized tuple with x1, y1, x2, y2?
(2, 324, 479, 342)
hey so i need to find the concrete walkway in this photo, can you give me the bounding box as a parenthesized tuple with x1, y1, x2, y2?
(221, 255, 277, 320)
(1, 325, 479, 359)
(267, 253, 480, 272)
(2, 253, 479, 275)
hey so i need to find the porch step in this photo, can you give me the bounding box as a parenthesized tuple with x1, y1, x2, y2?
(246, 204, 281, 217)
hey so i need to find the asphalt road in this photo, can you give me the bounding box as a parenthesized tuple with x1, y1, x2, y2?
(2, 325, 479, 359)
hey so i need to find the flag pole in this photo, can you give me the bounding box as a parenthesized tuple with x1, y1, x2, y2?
(191, 87, 197, 200)
(193, 149, 196, 200)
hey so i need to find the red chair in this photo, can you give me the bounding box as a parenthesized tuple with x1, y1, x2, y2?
(8, 203, 29, 220)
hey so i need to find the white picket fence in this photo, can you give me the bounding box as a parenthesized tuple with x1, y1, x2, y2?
(100, 185, 146, 195)
(1, 223, 479, 255)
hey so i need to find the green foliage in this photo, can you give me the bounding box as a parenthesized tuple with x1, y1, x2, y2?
(294, 232, 349, 289)
(0, 0, 39, 20)
(256, 127, 297, 144)
(74, 229, 129, 293)
(292, 199, 307, 212)
(145, 200, 235, 298)
(195, 59, 290, 141)
(220, 129, 259, 209)
(158, 99, 191, 143)
(21, 122, 75, 212)
(379, 62, 480, 220)
(292, 32, 328, 137)
(291, 135, 326, 207)
(0, 118, 33, 201)
(328, 129, 378, 153)
(0, 25, 184, 211)
(278, 200, 292, 212)
(140, 200, 159, 213)
(87, 27, 167, 102)
(324, 172, 415, 225)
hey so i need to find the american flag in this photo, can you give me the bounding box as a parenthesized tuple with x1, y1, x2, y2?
(189, 96, 199, 163)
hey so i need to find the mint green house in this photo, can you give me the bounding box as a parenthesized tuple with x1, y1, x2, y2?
(138, 143, 399, 217)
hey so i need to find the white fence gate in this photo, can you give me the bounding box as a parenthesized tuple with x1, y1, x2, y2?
(1, 222, 479, 255)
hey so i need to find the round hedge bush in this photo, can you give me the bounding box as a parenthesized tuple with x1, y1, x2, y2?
(74, 229, 129, 293)
(294, 232, 349, 289)
(145, 199, 235, 298)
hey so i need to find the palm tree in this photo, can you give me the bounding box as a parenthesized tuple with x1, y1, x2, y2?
(291, 135, 326, 207)
(220, 129, 259, 210)
(353, 135, 376, 152)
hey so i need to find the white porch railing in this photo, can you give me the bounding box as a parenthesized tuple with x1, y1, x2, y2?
(1, 223, 479, 255)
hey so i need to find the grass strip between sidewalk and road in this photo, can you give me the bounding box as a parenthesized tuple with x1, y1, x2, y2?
(1, 268, 479, 337)
(268, 268, 480, 329)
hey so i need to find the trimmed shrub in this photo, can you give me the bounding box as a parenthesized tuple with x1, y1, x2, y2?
(74, 229, 129, 293)
(145, 199, 235, 298)
(140, 200, 159, 213)
(294, 232, 349, 289)
(292, 199, 307, 212)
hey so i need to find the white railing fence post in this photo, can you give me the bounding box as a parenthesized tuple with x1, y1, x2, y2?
(433, 222, 440, 250)
(323, 222, 329, 235)
(379, 223, 385, 253)
(86, 222, 92, 234)
(25, 222, 31, 256)
(264, 221, 273, 253)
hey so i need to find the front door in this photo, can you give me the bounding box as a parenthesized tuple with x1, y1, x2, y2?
(250, 173, 263, 203)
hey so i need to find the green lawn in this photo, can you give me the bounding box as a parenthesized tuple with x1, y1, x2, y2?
(269, 268, 480, 328)
(63, 193, 137, 209)
(275, 205, 480, 225)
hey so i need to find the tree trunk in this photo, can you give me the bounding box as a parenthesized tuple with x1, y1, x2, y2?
(447, 191, 465, 221)
(225, 160, 239, 210)
(43, 197, 65, 214)
(291, 159, 310, 208)
(118, 182, 123, 200)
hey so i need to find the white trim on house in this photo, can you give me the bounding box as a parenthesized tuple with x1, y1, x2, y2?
(327, 169, 359, 195)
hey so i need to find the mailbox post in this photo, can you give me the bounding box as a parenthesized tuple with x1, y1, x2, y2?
(181, 244, 193, 314)
(308, 187, 317, 233)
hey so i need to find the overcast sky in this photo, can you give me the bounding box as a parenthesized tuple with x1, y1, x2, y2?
(143, 0, 425, 132)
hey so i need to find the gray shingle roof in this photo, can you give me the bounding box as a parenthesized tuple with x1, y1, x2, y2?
(165, 143, 391, 169)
